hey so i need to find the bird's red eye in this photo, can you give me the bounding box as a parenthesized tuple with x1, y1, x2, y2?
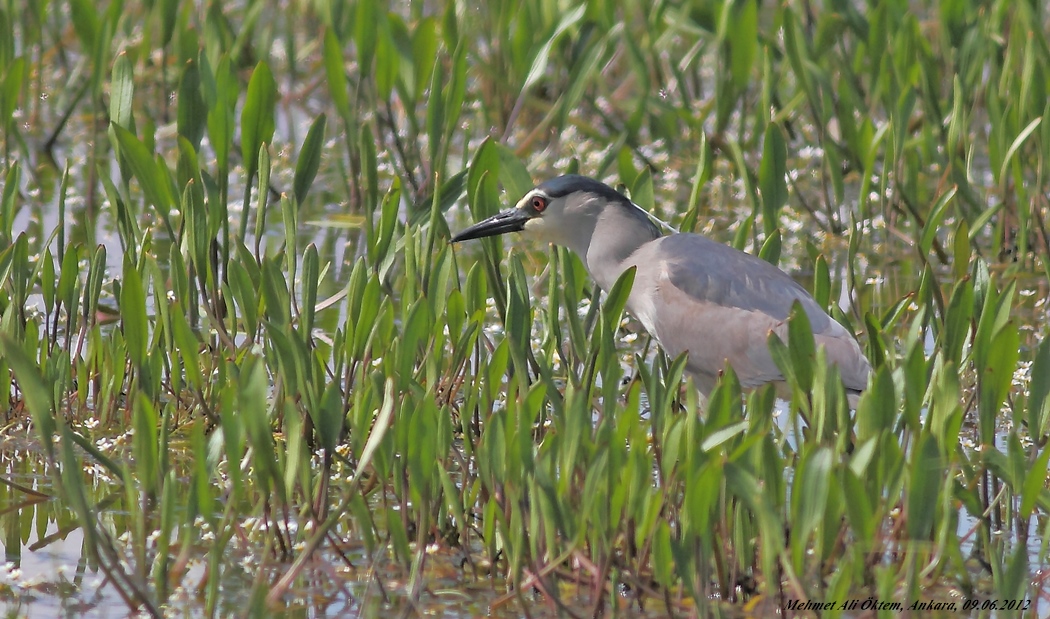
(531, 196, 547, 212)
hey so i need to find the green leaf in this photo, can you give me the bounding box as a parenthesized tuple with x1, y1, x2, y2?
(58, 425, 97, 554)
(316, 382, 344, 454)
(522, 5, 586, 91)
(120, 255, 148, 368)
(111, 123, 175, 226)
(355, 378, 396, 481)
(494, 143, 533, 203)
(323, 29, 350, 121)
(294, 114, 326, 205)
(0, 163, 19, 242)
(700, 420, 748, 453)
(978, 319, 1019, 442)
(630, 168, 655, 213)
(728, 0, 758, 91)
(998, 117, 1041, 186)
(41, 249, 55, 313)
(261, 256, 291, 329)
(300, 243, 319, 336)
(791, 447, 832, 569)
(942, 276, 974, 365)
(0, 335, 55, 459)
(441, 41, 468, 145)
(411, 18, 438, 99)
(1020, 441, 1050, 519)
(425, 59, 445, 165)
(504, 253, 533, 378)
(240, 61, 277, 180)
(108, 53, 133, 129)
(555, 33, 608, 131)
(758, 123, 787, 236)
(952, 218, 971, 281)
(919, 186, 956, 257)
(602, 266, 635, 332)
(57, 245, 81, 315)
(374, 18, 399, 100)
(240, 355, 279, 496)
(1029, 337, 1050, 436)
(758, 229, 781, 266)
(177, 59, 207, 150)
(69, 0, 100, 51)
(355, 0, 379, 76)
(206, 55, 235, 173)
(841, 468, 875, 544)
(786, 301, 815, 393)
(813, 255, 830, 308)
(157, 0, 179, 45)
(372, 178, 401, 267)
(466, 138, 500, 217)
(906, 433, 942, 540)
(856, 364, 896, 441)
(360, 122, 379, 211)
(133, 393, 160, 497)
(169, 302, 202, 389)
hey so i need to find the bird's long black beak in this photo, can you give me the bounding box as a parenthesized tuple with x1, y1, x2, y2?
(450, 208, 532, 242)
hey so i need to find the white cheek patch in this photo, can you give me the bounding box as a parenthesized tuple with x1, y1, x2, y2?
(522, 214, 576, 249)
(522, 217, 550, 240)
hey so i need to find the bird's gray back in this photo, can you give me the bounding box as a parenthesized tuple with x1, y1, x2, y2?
(622, 233, 870, 394)
(656, 234, 830, 330)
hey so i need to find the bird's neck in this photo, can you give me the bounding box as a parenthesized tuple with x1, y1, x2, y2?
(584, 206, 659, 292)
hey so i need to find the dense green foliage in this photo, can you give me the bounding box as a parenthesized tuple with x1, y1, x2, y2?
(0, 0, 1049, 616)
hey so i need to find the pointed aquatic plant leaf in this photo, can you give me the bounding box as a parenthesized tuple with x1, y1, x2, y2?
(374, 17, 398, 100)
(120, 255, 148, 368)
(0, 335, 55, 459)
(109, 53, 133, 129)
(300, 243, 319, 336)
(602, 266, 635, 332)
(791, 447, 832, 570)
(323, 29, 350, 121)
(630, 167, 655, 213)
(354, 0, 378, 75)
(177, 59, 207, 150)
(1029, 337, 1050, 436)
(111, 123, 175, 225)
(759, 122, 787, 235)
(728, 0, 758, 91)
(316, 382, 344, 454)
(906, 433, 942, 540)
(919, 186, 956, 257)
(856, 364, 895, 441)
(758, 228, 781, 266)
(409, 18, 438, 99)
(494, 143, 533, 203)
(1, 57, 25, 128)
(133, 393, 160, 497)
(813, 255, 830, 309)
(206, 55, 235, 173)
(239, 355, 279, 496)
(522, 5, 586, 91)
(294, 114, 327, 206)
(786, 301, 816, 391)
(241, 60, 277, 181)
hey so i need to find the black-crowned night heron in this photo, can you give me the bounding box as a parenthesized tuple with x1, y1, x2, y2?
(451, 174, 871, 403)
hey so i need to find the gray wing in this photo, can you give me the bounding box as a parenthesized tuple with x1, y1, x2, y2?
(626, 234, 871, 394)
(660, 234, 830, 327)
